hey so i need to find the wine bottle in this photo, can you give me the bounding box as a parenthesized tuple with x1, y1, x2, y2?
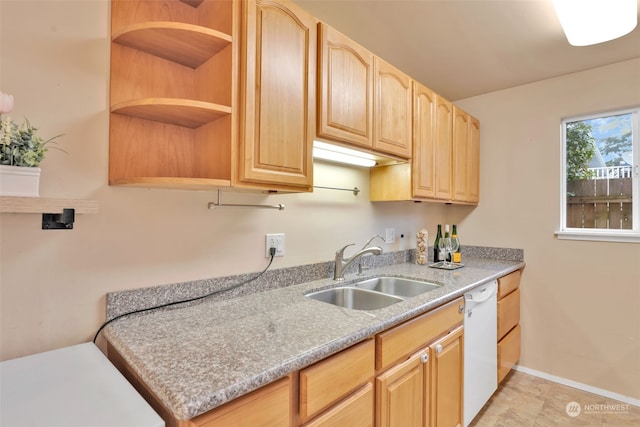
(452, 224, 461, 263)
(444, 224, 450, 262)
(433, 224, 442, 262)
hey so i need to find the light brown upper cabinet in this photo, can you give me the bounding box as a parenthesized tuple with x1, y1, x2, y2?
(317, 24, 411, 160)
(239, 0, 315, 191)
(109, 0, 236, 190)
(370, 84, 459, 203)
(109, 0, 314, 193)
(317, 23, 373, 149)
(452, 106, 480, 203)
(373, 57, 413, 159)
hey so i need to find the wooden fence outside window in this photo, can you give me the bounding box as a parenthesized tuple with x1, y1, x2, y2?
(566, 177, 632, 229)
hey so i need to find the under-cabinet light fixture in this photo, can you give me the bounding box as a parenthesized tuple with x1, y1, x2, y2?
(552, 0, 637, 46)
(312, 140, 377, 168)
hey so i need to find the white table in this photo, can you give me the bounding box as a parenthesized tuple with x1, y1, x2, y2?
(1, 342, 164, 427)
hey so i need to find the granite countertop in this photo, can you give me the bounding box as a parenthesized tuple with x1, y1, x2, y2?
(104, 256, 524, 421)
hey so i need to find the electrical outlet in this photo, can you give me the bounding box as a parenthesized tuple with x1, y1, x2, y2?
(265, 233, 285, 257)
(385, 228, 395, 244)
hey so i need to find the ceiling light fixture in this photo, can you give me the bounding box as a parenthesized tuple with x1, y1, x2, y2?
(312, 140, 377, 168)
(552, 0, 637, 46)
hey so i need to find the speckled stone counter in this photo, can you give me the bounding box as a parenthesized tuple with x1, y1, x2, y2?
(104, 252, 524, 421)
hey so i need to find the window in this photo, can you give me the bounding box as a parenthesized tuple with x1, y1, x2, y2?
(559, 107, 639, 242)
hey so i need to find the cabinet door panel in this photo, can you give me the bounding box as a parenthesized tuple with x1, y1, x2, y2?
(498, 324, 521, 384)
(240, 0, 314, 188)
(452, 107, 469, 201)
(318, 23, 373, 148)
(374, 57, 412, 158)
(434, 96, 452, 200)
(429, 326, 463, 427)
(467, 116, 480, 203)
(497, 288, 520, 340)
(412, 82, 437, 198)
(376, 352, 425, 427)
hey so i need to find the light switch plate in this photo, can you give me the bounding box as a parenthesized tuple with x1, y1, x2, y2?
(385, 228, 395, 244)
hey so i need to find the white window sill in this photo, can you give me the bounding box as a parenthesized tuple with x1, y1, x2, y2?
(555, 230, 640, 243)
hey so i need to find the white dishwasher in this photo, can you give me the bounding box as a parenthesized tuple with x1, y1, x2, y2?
(463, 280, 498, 427)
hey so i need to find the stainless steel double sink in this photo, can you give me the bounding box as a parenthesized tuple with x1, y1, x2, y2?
(305, 277, 441, 310)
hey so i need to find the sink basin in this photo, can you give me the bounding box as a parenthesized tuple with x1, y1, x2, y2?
(305, 286, 404, 310)
(353, 276, 441, 298)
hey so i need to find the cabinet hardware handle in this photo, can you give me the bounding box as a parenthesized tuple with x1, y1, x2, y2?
(458, 304, 464, 313)
(435, 344, 443, 354)
(421, 353, 429, 363)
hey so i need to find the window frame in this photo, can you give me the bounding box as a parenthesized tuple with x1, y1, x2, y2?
(557, 107, 640, 243)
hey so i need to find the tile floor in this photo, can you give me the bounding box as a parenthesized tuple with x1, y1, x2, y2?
(469, 370, 640, 427)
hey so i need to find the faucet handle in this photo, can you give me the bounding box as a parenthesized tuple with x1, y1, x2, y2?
(336, 243, 355, 257)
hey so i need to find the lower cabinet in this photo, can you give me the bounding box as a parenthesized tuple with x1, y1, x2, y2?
(110, 294, 481, 427)
(497, 270, 522, 383)
(376, 298, 465, 427)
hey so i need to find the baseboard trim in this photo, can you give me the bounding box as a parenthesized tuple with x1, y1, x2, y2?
(513, 365, 640, 408)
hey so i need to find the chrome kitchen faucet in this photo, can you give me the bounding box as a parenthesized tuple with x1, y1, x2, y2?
(333, 236, 384, 281)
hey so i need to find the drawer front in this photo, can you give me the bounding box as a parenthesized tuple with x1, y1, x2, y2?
(190, 376, 291, 427)
(299, 339, 374, 422)
(497, 288, 520, 340)
(498, 324, 521, 383)
(497, 270, 521, 299)
(376, 297, 464, 371)
(302, 382, 374, 427)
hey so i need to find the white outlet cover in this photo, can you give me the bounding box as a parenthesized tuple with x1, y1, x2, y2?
(265, 234, 285, 257)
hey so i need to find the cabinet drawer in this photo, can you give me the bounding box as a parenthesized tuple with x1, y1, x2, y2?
(497, 270, 521, 299)
(497, 288, 520, 340)
(189, 376, 291, 427)
(376, 297, 464, 371)
(498, 324, 521, 384)
(302, 382, 374, 427)
(299, 339, 374, 422)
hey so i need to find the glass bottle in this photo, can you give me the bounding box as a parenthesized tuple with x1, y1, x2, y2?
(452, 224, 461, 263)
(444, 224, 451, 262)
(433, 224, 442, 262)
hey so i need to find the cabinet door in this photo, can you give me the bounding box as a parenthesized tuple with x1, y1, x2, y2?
(434, 96, 453, 200)
(452, 106, 480, 204)
(240, 0, 315, 189)
(412, 81, 437, 199)
(376, 351, 428, 427)
(318, 23, 373, 148)
(429, 326, 463, 427)
(452, 107, 469, 202)
(373, 57, 412, 158)
(467, 116, 480, 203)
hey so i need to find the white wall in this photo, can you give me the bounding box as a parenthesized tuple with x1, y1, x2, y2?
(0, 0, 451, 361)
(455, 58, 640, 400)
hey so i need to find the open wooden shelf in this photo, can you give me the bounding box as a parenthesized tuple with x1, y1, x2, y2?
(109, 177, 232, 190)
(111, 98, 231, 128)
(112, 22, 231, 68)
(0, 197, 99, 214)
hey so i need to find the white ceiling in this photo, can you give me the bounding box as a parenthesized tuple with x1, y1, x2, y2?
(294, 0, 640, 101)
